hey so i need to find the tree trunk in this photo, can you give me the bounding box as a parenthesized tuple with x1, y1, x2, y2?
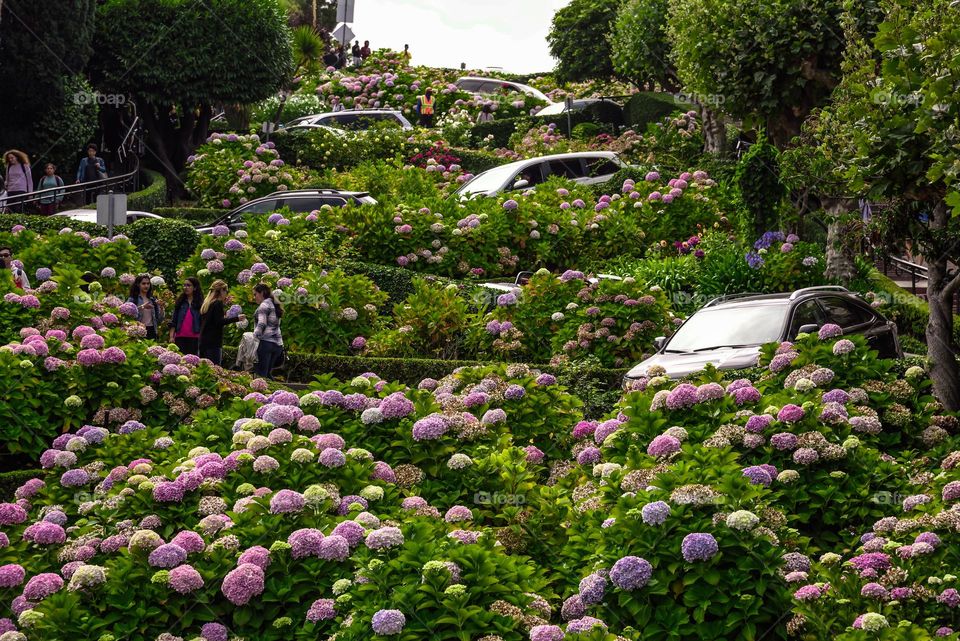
(766, 112, 804, 150)
(925, 199, 960, 411)
(698, 103, 726, 155)
(821, 197, 858, 285)
(139, 101, 210, 202)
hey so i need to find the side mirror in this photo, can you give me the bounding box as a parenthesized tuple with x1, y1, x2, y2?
(797, 324, 820, 336)
(513, 179, 529, 189)
(653, 336, 667, 352)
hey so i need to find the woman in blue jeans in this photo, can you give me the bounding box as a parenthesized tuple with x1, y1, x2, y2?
(252, 283, 283, 378)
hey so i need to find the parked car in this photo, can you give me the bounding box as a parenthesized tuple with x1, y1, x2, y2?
(53, 209, 162, 225)
(455, 77, 552, 104)
(454, 151, 630, 199)
(624, 286, 903, 381)
(535, 98, 622, 117)
(196, 189, 377, 233)
(282, 109, 413, 132)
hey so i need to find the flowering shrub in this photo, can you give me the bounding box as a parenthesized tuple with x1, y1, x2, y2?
(366, 279, 470, 358)
(186, 133, 306, 208)
(178, 228, 266, 291)
(467, 269, 674, 368)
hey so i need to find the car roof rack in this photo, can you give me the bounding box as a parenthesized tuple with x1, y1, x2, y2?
(703, 292, 766, 307)
(788, 286, 850, 300)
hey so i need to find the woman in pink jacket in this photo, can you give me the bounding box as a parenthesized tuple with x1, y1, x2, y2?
(3, 150, 33, 213)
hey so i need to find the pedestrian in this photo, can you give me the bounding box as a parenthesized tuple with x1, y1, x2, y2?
(476, 103, 495, 124)
(323, 47, 338, 69)
(336, 44, 347, 69)
(127, 274, 164, 340)
(401, 44, 411, 64)
(3, 150, 33, 214)
(330, 96, 346, 112)
(361, 40, 371, 60)
(415, 87, 436, 127)
(252, 283, 283, 379)
(0, 247, 30, 289)
(169, 277, 202, 355)
(199, 279, 244, 365)
(36, 163, 65, 215)
(352, 40, 362, 66)
(75, 143, 107, 205)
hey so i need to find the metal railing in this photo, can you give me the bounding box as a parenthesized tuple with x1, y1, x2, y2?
(1, 116, 142, 213)
(883, 255, 928, 297)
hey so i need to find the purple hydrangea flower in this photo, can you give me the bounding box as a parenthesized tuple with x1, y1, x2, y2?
(371, 609, 405, 635)
(306, 598, 336, 622)
(221, 563, 265, 605)
(641, 501, 671, 526)
(578, 572, 607, 604)
(609, 555, 653, 591)
(681, 533, 719, 562)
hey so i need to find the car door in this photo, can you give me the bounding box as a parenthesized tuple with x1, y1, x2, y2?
(818, 296, 895, 354)
(510, 163, 546, 191)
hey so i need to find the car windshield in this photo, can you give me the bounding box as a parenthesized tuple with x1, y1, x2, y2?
(457, 164, 525, 195)
(665, 304, 788, 353)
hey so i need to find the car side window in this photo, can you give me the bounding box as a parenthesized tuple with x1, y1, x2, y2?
(236, 199, 277, 215)
(820, 297, 875, 328)
(789, 300, 824, 337)
(548, 159, 584, 179)
(282, 198, 324, 213)
(585, 158, 619, 177)
(459, 80, 482, 92)
(319, 197, 348, 208)
(513, 165, 545, 188)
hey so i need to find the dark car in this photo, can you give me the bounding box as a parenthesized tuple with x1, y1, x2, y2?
(625, 286, 903, 380)
(196, 189, 376, 233)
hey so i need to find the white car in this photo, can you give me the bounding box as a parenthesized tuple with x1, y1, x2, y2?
(455, 152, 630, 199)
(536, 98, 623, 117)
(282, 109, 413, 132)
(52, 209, 162, 225)
(455, 77, 552, 104)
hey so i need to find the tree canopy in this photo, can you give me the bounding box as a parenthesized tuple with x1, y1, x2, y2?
(547, 0, 622, 83)
(609, 0, 676, 91)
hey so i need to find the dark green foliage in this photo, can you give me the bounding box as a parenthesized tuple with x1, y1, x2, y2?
(125, 218, 201, 283)
(336, 260, 458, 305)
(470, 118, 532, 148)
(735, 136, 786, 235)
(0, 0, 98, 171)
(624, 92, 691, 130)
(447, 147, 505, 174)
(547, 0, 623, 82)
(610, 0, 677, 89)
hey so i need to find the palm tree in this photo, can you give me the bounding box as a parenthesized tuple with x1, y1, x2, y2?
(269, 26, 325, 136)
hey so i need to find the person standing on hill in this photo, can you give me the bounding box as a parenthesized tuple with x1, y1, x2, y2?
(401, 44, 411, 64)
(416, 88, 436, 127)
(199, 279, 244, 366)
(361, 40, 371, 60)
(170, 277, 203, 355)
(352, 40, 362, 66)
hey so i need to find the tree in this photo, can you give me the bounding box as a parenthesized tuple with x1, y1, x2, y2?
(90, 0, 294, 197)
(667, 0, 853, 148)
(0, 0, 98, 171)
(547, 0, 623, 83)
(610, 0, 726, 152)
(815, 0, 960, 408)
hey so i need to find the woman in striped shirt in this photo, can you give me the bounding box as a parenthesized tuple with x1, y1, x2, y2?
(253, 283, 283, 378)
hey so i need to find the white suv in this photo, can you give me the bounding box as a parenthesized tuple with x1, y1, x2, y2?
(283, 110, 413, 133)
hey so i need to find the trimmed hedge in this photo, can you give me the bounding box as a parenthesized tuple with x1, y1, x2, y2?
(128, 169, 167, 212)
(625, 92, 692, 130)
(448, 147, 506, 174)
(125, 217, 201, 284)
(0, 214, 105, 234)
(0, 469, 41, 499)
(153, 206, 223, 225)
(470, 117, 531, 148)
(336, 260, 460, 304)
(863, 268, 960, 344)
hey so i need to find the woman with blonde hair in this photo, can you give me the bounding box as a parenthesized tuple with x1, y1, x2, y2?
(3, 150, 33, 213)
(199, 279, 244, 365)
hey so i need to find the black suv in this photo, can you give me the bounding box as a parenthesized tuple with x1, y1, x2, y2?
(625, 286, 903, 380)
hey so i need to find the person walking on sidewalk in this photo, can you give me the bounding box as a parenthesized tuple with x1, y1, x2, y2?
(75, 144, 107, 205)
(252, 283, 283, 378)
(36, 164, 65, 215)
(3, 150, 33, 213)
(170, 277, 202, 355)
(199, 279, 244, 366)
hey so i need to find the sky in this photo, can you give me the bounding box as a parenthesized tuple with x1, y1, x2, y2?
(347, 0, 572, 74)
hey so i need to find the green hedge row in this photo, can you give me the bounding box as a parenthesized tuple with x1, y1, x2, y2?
(625, 92, 692, 131)
(153, 206, 223, 224)
(448, 147, 506, 174)
(125, 218, 201, 284)
(0, 469, 41, 499)
(0, 214, 105, 234)
(129, 169, 167, 212)
(470, 117, 530, 148)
